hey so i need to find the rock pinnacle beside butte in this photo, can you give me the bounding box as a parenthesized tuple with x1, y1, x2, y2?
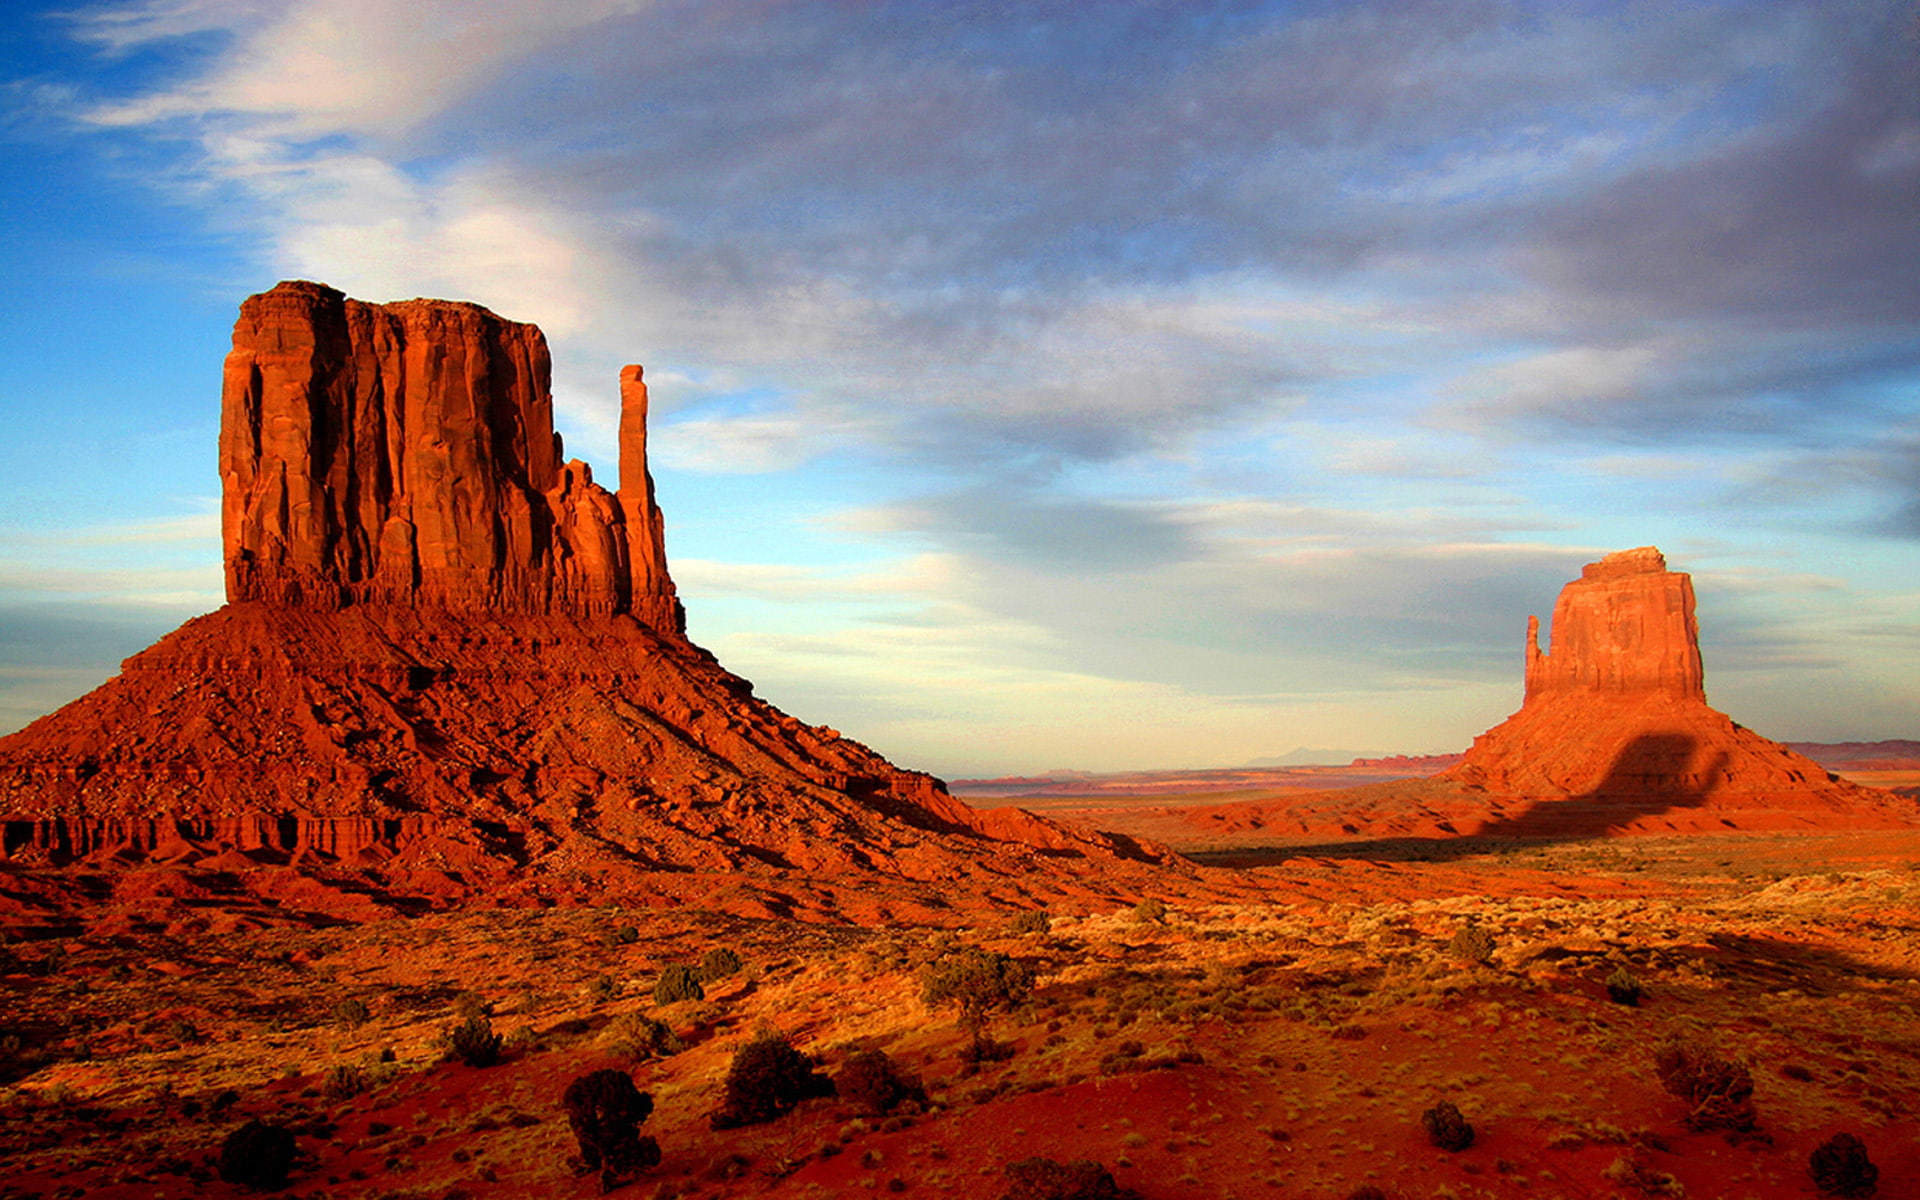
(1439, 547, 1913, 833)
(0, 282, 1145, 918)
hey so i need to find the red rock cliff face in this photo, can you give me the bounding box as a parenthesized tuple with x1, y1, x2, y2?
(220, 280, 682, 631)
(1522, 547, 1703, 701)
(0, 281, 1156, 913)
(1444, 546, 1875, 810)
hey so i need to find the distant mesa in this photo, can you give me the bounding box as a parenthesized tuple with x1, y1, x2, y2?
(1185, 547, 1920, 842)
(1444, 546, 1827, 805)
(0, 281, 1153, 918)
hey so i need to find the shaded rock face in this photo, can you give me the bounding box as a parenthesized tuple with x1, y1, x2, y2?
(1523, 547, 1703, 702)
(0, 282, 1153, 913)
(221, 281, 681, 631)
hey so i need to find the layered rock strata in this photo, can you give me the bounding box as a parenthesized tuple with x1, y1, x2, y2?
(0, 282, 1147, 910)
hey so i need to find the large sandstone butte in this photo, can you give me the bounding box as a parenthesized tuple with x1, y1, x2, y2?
(0, 282, 1154, 919)
(1181, 547, 1918, 843)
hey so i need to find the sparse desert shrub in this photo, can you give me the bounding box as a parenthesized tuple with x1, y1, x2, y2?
(1809, 1132, 1879, 1197)
(1000, 1155, 1142, 1200)
(710, 1030, 835, 1129)
(331, 998, 371, 1030)
(1422, 1099, 1475, 1151)
(1606, 967, 1643, 1006)
(587, 973, 619, 1004)
(323, 1064, 368, 1101)
(698, 947, 743, 982)
(654, 963, 706, 1005)
(836, 1048, 928, 1117)
(1447, 924, 1496, 965)
(1603, 1154, 1685, 1197)
(605, 1013, 683, 1062)
(446, 1014, 502, 1068)
(1654, 1040, 1756, 1132)
(561, 1068, 661, 1191)
(921, 947, 1034, 1058)
(218, 1120, 296, 1191)
(613, 924, 640, 945)
(452, 991, 489, 1021)
(1128, 898, 1167, 926)
(1009, 910, 1051, 936)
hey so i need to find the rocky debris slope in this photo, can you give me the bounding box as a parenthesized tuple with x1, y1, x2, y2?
(0, 282, 1156, 913)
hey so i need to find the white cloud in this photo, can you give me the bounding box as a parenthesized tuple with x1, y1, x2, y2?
(82, 0, 652, 137)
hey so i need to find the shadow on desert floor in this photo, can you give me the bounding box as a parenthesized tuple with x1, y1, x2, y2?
(1187, 731, 1730, 866)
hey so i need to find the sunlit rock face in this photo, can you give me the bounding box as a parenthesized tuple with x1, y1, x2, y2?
(1445, 547, 1844, 807)
(0, 282, 1149, 910)
(220, 280, 681, 631)
(1522, 547, 1703, 702)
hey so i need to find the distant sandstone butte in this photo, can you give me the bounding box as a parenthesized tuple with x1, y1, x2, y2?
(221, 281, 681, 630)
(1441, 546, 1904, 820)
(1182, 546, 1917, 844)
(0, 282, 1150, 916)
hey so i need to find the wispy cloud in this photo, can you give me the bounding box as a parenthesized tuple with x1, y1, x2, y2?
(13, 0, 1917, 766)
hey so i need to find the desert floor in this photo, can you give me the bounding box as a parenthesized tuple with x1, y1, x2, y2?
(3, 818, 1917, 1200)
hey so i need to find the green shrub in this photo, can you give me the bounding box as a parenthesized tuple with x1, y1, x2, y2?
(1809, 1132, 1878, 1197)
(331, 998, 371, 1030)
(698, 947, 743, 983)
(587, 974, 619, 1004)
(446, 1014, 502, 1068)
(218, 1120, 295, 1190)
(613, 925, 641, 945)
(921, 948, 1034, 1058)
(1604, 967, 1642, 1006)
(1128, 898, 1166, 926)
(1009, 910, 1051, 936)
(605, 1013, 683, 1062)
(654, 963, 706, 1005)
(710, 1031, 835, 1129)
(323, 1064, 367, 1101)
(1654, 1040, 1756, 1131)
(1447, 925, 1496, 965)
(836, 1048, 927, 1117)
(562, 1069, 660, 1191)
(1421, 1099, 1474, 1151)
(452, 992, 488, 1022)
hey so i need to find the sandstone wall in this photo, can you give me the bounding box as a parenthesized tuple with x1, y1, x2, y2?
(220, 280, 681, 629)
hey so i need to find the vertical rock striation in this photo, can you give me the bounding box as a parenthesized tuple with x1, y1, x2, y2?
(1522, 547, 1703, 702)
(220, 280, 682, 630)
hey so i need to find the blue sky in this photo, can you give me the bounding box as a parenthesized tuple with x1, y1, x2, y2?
(1, 0, 1915, 776)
